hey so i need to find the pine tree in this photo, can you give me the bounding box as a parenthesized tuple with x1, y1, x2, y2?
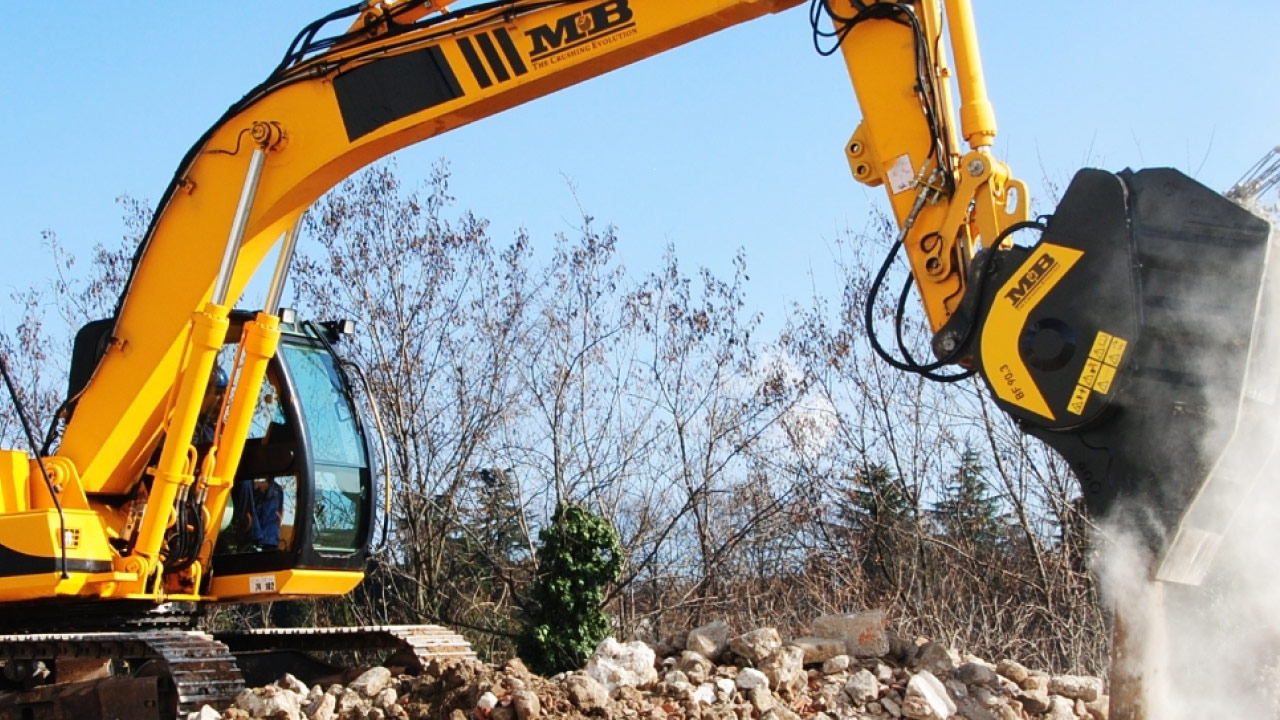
(931, 447, 1004, 552)
(838, 463, 915, 587)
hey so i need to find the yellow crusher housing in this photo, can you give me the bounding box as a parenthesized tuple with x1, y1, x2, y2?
(0, 0, 1271, 717)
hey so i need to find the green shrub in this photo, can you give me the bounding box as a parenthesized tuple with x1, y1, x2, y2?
(518, 503, 622, 675)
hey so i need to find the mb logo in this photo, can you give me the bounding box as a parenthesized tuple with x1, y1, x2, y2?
(527, 0, 635, 59)
(1005, 253, 1059, 309)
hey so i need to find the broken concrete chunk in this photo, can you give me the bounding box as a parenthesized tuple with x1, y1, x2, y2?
(789, 636, 846, 665)
(810, 611, 891, 658)
(586, 637, 658, 690)
(563, 673, 610, 712)
(903, 670, 957, 720)
(843, 668, 880, 704)
(730, 627, 783, 664)
(687, 620, 732, 661)
(955, 661, 999, 687)
(1050, 673, 1103, 702)
(821, 654, 851, 675)
(912, 641, 960, 675)
(736, 667, 770, 691)
(760, 645, 806, 696)
(996, 658, 1030, 684)
(349, 667, 393, 698)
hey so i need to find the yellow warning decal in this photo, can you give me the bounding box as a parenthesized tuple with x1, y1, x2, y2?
(1078, 359, 1102, 389)
(1068, 385, 1091, 415)
(1094, 364, 1117, 394)
(1071, 330, 1130, 411)
(1088, 332, 1113, 362)
(1105, 337, 1128, 366)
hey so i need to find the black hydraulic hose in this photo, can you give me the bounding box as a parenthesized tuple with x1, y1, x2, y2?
(0, 354, 69, 579)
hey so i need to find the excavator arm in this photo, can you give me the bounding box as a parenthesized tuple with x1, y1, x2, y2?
(5, 0, 1272, 613)
(41, 0, 1022, 598)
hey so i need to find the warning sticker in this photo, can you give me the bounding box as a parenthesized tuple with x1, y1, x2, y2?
(1080, 330, 1128, 400)
(1067, 385, 1091, 415)
(1094, 364, 1117, 395)
(1105, 337, 1129, 366)
(1089, 332, 1113, 362)
(886, 154, 915, 195)
(1078, 359, 1102, 389)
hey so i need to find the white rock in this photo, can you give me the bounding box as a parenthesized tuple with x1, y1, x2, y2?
(821, 654, 851, 675)
(278, 673, 310, 696)
(236, 686, 302, 720)
(187, 706, 222, 720)
(996, 659, 1029, 684)
(307, 693, 337, 720)
(903, 671, 957, 720)
(715, 677, 736, 698)
(585, 637, 658, 691)
(1046, 695, 1076, 720)
(477, 692, 499, 710)
(336, 688, 367, 715)
(373, 688, 398, 711)
(675, 650, 713, 684)
(749, 685, 775, 713)
(730, 628, 783, 663)
(686, 620, 731, 660)
(736, 667, 770, 690)
(760, 645, 806, 695)
(349, 666, 393, 698)
(1018, 682, 1052, 714)
(301, 686, 326, 717)
(843, 669, 880, 704)
(691, 683, 717, 705)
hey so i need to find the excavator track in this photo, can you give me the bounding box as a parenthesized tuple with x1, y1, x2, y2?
(216, 624, 475, 686)
(0, 625, 474, 718)
(0, 630, 243, 718)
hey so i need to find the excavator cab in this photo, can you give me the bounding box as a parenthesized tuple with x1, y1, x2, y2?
(68, 310, 377, 602)
(204, 311, 376, 600)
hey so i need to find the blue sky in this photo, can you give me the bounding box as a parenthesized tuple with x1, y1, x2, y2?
(2, 2, 1277, 335)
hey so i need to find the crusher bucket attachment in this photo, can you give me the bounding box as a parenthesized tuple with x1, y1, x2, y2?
(952, 167, 1274, 584)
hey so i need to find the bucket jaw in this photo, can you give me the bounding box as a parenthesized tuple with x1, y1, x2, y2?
(951, 167, 1274, 584)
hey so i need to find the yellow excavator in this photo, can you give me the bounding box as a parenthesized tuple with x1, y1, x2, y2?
(0, 0, 1271, 717)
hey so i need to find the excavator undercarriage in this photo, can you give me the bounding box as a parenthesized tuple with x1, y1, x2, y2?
(0, 614, 473, 719)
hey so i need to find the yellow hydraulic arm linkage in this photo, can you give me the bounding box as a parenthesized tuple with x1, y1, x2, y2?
(4, 1, 1272, 634)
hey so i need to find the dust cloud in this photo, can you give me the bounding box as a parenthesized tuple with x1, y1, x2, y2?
(1098, 197, 1280, 719)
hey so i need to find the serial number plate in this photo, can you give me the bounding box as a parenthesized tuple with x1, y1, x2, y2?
(249, 576, 277, 593)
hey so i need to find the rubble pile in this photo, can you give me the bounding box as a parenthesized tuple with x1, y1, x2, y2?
(195, 612, 1108, 720)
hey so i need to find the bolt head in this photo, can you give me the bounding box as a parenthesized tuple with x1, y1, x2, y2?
(967, 159, 986, 177)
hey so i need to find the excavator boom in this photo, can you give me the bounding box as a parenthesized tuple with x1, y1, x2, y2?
(0, 1, 1272, 717)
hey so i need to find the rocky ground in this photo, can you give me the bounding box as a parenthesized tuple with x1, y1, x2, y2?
(196, 613, 1108, 720)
